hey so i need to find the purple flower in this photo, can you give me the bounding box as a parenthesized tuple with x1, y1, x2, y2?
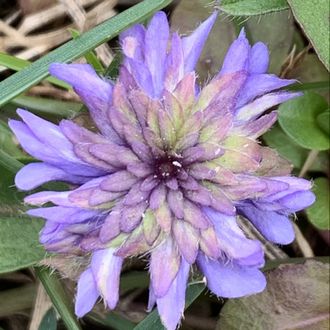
(9, 11, 315, 330)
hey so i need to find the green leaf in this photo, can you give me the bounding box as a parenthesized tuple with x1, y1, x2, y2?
(0, 121, 26, 158)
(88, 312, 135, 330)
(0, 0, 173, 107)
(317, 108, 330, 134)
(288, 81, 330, 92)
(220, 0, 289, 16)
(245, 10, 294, 74)
(104, 52, 123, 80)
(263, 125, 329, 173)
(9, 95, 82, 118)
(218, 260, 330, 329)
(39, 308, 57, 330)
(278, 92, 330, 150)
(263, 125, 307, 168)
(134, 282, 205, 330)
(120, 271, 149, 293)
(35, 267, 81, 330)
(0, 139, 78, 329)
(0, 214, 44, 273)
(70, 29, 104, 74)
(0, 52, 70, 90)
(306, 177, 330, 230)
(287, 0, 330, 71)
(0, 163, 45, 273)
(0, 149, 24, 173)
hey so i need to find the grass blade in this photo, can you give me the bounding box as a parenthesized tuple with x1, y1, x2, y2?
(9, 95, 82, 118)
(70, 29, 105, 74)
(134, 282, 205, 330)
(0, 0, 172, 107)
(35, 267, 81, 330)
(0, 53, 70, 89)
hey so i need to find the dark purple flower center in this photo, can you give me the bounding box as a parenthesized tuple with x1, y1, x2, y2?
(154, 155, 182, 180)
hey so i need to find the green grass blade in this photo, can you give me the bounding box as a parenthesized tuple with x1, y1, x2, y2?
(88, 312, 136, 330)
(35, 267, 81, 330)
(134, 282, 205, 330)
(10, 95, 82, 118)
(0, 149, 23, 172)
(70, 29, 105, 74)
(0, 53, 70, 90)
(0, 0, 172, 107)
(104, 52, 123, 79)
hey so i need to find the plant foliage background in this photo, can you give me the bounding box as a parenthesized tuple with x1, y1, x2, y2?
(0, 0, 329, 329)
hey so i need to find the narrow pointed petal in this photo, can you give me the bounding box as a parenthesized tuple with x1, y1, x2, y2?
(155, 202, 172, 233)
(235, 92, 301, 121)
(25, 191, 72, 206)
(75, 268, 99, 317)
(165, 33, 184, 91)
(183, 200, 210, 229)
(15, 163, 86, 190)
(145, 11, 169, 96)
(126, 58, 154, 97)
(120, 202, 147, 232)
(141, 176, 159, 192)
(150, 237, 180, 297)
(127, 162, 153, 178)
(199, 227, 220, 258)
(17, 109, 71, 149)
(90, 143, 139, 167)
(123, 183, 150, 206)
(167, 190, 184, 219)
(149, 185, 167, 210)
(234, 112, 278, 139)
(27, 206, 99, 224)
(74, 144, 115, 171)
(143, 209, 160, 245)
(91, 249, 123, 309)
(99, 210, 121, 243)
(100, 171, 139, 192)
(220, 29, 250, 75)
(182, 12, 217, 73)
(173, 220, 199, 263)
(157, 259, 190, 330)
(120, 24, 145, 61)
(237, 74, 296, 108)
(59, 120, 107, 144)
(9, 120, 62, 163)
(115, 225, 150, 257)
(49, 64, 119, 140)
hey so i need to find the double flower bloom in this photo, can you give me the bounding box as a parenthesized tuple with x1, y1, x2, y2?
(9, 11, 315, 330)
